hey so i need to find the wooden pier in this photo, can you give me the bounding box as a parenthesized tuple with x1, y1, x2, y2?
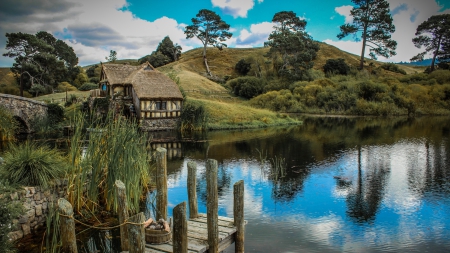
(143, 213, 243, 253)
(57, 148, 246, 253)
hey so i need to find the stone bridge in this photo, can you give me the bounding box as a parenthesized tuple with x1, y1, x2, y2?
(0, 93, 48, 133)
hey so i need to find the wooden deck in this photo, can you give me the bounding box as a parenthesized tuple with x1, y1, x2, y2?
(144, 213, 244, 253)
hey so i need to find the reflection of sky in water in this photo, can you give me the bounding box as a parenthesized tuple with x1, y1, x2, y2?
(147, 137, 450, 253)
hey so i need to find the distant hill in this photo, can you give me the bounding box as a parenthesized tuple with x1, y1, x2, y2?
(397, 59, 432, 67)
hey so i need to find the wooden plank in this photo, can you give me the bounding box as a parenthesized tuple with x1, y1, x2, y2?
(218, 234, 236, 252)
(189, 217, 234, 228)
(187, 220, 236, 234)
(187, 225, 233, 241)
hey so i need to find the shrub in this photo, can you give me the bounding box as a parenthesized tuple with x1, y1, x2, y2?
(47, 103, 65, 123)
(89, 77, 100, 84)
(1, 141, 67, 188)
(78, 82, 98, 91)
(0, 106, 18, 140)
(227, 76, 266, 99)
(358, 81, 388, 101)
(180, 99, 208, 131)
(57, 81, 77, 92)
(235, 59, 252, 75)
(380, 63, 407, 75)
(28, 84, 46, 97)
(429, 70, 450, 84)
(323, 58, 350, 75)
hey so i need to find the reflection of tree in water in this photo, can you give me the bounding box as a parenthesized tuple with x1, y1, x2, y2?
(77, 226, 121, 253)
(196, 163, 232, 203)
(346, 146, 390, 223)
(407, 139, 450, 198)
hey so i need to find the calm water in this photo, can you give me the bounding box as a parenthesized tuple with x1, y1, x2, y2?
(10, 116, 450, 252)
(150, 116, 450, 253)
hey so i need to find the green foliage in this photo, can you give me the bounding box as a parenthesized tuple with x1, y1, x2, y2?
(0, 106, 18, 140)
(47, 103, 65, 123)
(323, 58, 350, 75)
(1, 141, 67, 188)
(180, 99, 209, 131)
(28, 84, 46, 96)
(265, 11, 320, 81)
(235, 59, 252, 75)
(380, 63, 407, 75)
(78, 82, 98, 91)
(86, 64, 98, 78)
(411, 14, 450, 71)
(429, 70, 450, 84)
(72, 70, 88, 88)
(89, 76, 99, 84)
(166, 71, 186, 99)
(3, 31, 78, 94)
(139, 51, 171, 68)
(358, 80, 388, 101)
(227, 76, 266, 99)
(139, 36, 182, 67)
(0, 180, 24, 252)
(337, 0, 396, 69)
(67, 113, 151, 213)
(92, 97, 109, 112)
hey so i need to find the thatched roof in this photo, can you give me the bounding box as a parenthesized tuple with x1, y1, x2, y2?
(101, 62, 183, 100)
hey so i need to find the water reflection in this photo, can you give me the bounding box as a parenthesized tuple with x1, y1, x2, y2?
(155, 116, 450, 253)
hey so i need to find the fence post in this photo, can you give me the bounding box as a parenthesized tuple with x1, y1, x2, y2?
(115, 180, 129, 251)
(156, 147, 168, 221)
(206, 159, 219, 253)
(127, 212, 146, 253)
(58, 198, 78, 253)
(234, 180, 245, 253)
(173, 202, 188, 253)
(187, 161, 198, 219)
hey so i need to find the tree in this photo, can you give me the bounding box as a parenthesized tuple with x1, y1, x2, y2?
(106, 50, 117, 62)
(337, 0, 397, 70)
(185, 9, 232, 76)
(3, 32, 52, 96)
(265, 11, 319, 81)
(410, 14, 450, 72)
(139, 36, 182, 66)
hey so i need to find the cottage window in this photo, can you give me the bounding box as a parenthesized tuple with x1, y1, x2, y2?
(155, 101, 166, 110)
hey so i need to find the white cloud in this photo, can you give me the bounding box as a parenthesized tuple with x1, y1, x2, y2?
(325, 0, 450, 62)
(211, 0, 262, 18)
(229, 22, 273, 48)
(0, 0, 188, 66)
(335, 5, 353, 24)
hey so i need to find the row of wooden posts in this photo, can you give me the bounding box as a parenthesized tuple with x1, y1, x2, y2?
(57, 147, 245, 253)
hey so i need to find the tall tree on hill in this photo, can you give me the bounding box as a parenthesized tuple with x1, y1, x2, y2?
(265, 11, 319, 81)
(337, 0, 397, 70)
(106, 50, 117, 62)
(410, 14, 450, 72)
(185, 9, 232, 76)
(138, 36, 182, 67)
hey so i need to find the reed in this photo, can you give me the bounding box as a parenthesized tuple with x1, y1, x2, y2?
(66, 111, 151, 214)
(270, 156, 286, 181)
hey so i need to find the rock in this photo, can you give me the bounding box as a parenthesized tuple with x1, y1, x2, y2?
(22, 223, 31, 235)
(35, 204, 43, 216)
(8, 230, 24, 241)
(34, 193, 41, 201)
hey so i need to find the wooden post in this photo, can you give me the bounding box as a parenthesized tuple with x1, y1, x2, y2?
(187, 161, 198, 219)
(115, 180, 129, 251)
(206, 159, 219, 253)
(58, 198, 78, 253)
(234, 180, 245, 253)
(173, 202, 188, 253)
(127, 212, 145, 253)
(156, 147, 168, 221)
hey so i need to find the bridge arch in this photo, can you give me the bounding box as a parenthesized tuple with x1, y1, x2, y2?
(0, 93, 48, 133)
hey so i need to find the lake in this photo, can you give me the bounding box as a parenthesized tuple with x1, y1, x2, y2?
(11, 115, 450, 252)
(147, 116, 450, 253)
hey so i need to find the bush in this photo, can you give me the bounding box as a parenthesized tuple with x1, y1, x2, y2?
(429, 70, 450, 84)
(47, 103, 65, 123)
(180, 99, 208, 131)
(358, 81, 388, 101)
(1, 141, 67, 188)
(235, 59, 252, 75)
(78, 82, 98, 91)
(380, 63, 407, 75)
(0, 106, 18, 140)
(323, 58, 350, 75)
(28, 84, 46, 97)
(57, 81, 77, 92)
(89, 77, 100, 84)
(227, 76, 266, 99)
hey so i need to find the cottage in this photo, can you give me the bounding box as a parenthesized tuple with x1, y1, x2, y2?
(99, 62, 184, 129)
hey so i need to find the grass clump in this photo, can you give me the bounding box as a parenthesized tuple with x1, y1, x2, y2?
(0, 141, 67, 188)
(0, 106, 18, 141)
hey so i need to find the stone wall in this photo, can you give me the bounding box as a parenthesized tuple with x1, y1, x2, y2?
(8, 179, 68, 241)
(140, 118, 180, 131)
(0, 93, 48, 133)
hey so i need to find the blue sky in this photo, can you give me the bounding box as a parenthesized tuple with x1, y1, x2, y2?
(0, 0, 449, 67)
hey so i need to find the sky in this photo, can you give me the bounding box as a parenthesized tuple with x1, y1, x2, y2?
(0, 0, 449, 67)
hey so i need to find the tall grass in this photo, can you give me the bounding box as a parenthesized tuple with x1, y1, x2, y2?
(67, 112, 151, 214)
(180, 99, 209, 132)
(0, 141, 67, 188)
